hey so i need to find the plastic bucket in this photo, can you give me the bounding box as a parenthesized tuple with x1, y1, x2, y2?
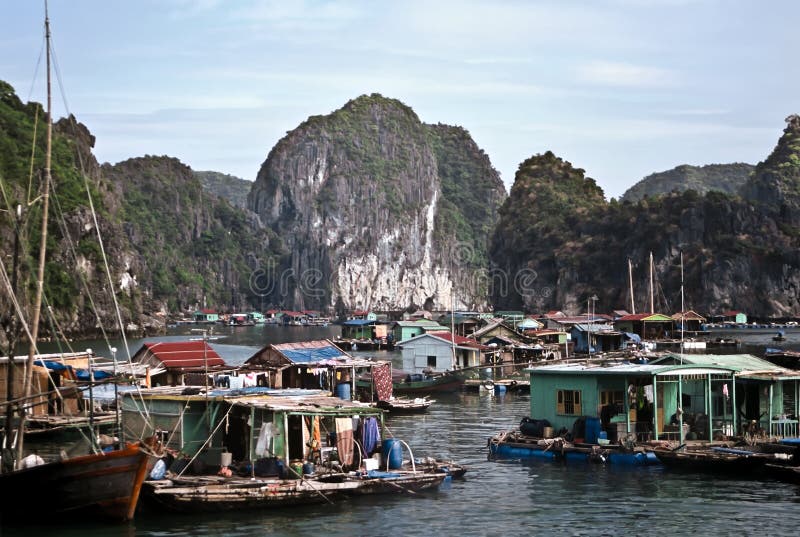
(543, 426, 554, 439)
(302, 462, 315, 475)
(335, 382, 351, 400)
(220, 452, 232, 467)
(290, 461, 303, 479)
(382, 438, 403, 469)
(585, 416, 602, 444)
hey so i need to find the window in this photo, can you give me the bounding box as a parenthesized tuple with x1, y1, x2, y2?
(557, 389, 582, 415)
(427, 355, 436, 368)
(600, 390, 624, 407)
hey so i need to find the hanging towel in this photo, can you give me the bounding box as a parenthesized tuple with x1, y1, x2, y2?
(372, 363, 393, 401)
(302, 417, 311, 458)
(256, 422, 275, 457)
(335, 417, 354, 466)
(361, 416, 380, 456)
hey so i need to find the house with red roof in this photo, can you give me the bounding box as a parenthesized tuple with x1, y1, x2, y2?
(613, 313, 674, 339)
(721, 310, 748, 325)
(131, 340, 227, 387)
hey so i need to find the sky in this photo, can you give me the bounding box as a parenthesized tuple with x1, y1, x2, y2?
(2, 0, 798, 199)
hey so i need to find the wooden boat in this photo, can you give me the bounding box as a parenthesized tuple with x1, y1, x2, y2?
(392, 371, 466, 394)
(0, 441, 151, 522)
(143, 470, 445, 512)
(765, 463, 800, 484)
(376, 397, 434, 413)
(650, 445, 778, 474)
(764, 348, 800, 368)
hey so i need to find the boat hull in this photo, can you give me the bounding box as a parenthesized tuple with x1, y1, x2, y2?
(0, 442, 151, 522)
(489, 433, 658, 466)
(651, 447, 773, 474)
(143, 471, 446, 513)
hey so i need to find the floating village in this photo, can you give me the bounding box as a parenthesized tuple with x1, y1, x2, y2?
(2, 4, 800, 532)
(2, 303, 800, 523)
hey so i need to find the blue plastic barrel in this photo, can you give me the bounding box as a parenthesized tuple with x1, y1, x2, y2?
(598, 430, 608, 441)
(494, 384, 507, 395)
(382, 438, 403, 469)
(585, 416, 601, 444)
(335, 382, 351, 400)
(302, 462, 315, 475)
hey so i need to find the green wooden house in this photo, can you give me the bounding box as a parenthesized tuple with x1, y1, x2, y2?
(121, 387, 384, 471)
(193, 309, 219, 323)
(527, 355, 800, 444)
(392, 320, 447, 343)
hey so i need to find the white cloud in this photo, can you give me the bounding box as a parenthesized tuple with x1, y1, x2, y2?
(576, 60, 679, 88)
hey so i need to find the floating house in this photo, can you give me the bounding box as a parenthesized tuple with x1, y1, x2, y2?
(398, 332, 484, 374)
(240, 340, 386, 400)
(671, 310, 707, 333)
(721, 310, 748, 325)
(525, 361, 743, 444)
(120, 387, 384, 475)
(525, 353, 800, 445)
(613, 313, 674, 339)
(391, 320, 447, 343)
(131, 340, 227, 387)
(650, 353, 800, 439)
(341, 319, 377, 340)
(569, 324, 624, 354)
(281, 311, 308, 326)
(192, 309, 219, 323)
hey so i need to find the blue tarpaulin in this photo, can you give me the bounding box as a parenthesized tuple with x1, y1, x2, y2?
(623, 332, 641, 343)
(74, 369, 112, 381)
(282, 346, 345, 363)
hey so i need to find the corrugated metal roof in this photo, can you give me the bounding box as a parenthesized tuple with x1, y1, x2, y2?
(271, 340, 350, 363)
(654, 353, 790, 373)
(342, 319, 375, 326)
(137, 341, 225, 369)
(525, 362, 737, 376)
(616, 313, 673, 322)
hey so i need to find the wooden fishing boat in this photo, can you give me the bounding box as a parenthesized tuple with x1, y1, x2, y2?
(143, 470, 445, 513)
(392, 371, 466, 394)
(650, 445, 778, 474)
(765, 463, 800, 484)
(0, 441, 151, 522)
(376, 397, 434, 413)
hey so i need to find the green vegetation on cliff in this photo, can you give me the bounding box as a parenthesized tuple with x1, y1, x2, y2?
(427, 123, 505, 268)
(108, 156, 285, 312)
(490, 119, 800, 317)
(621, 163, 754, 203)
(0, 80, 285, 339)
(195, 170, 252, 209)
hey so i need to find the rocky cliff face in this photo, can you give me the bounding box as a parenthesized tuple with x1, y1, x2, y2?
(248, 94, 505, 312)
(490, 118, 800, 318)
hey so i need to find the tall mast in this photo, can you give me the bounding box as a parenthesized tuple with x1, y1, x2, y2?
(649, 252, 654, 314)
(450, 288, 457, 370)
(680, 251, 685, 345)
(18, 1, 53, 465)
(628, 258, 636, 315)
